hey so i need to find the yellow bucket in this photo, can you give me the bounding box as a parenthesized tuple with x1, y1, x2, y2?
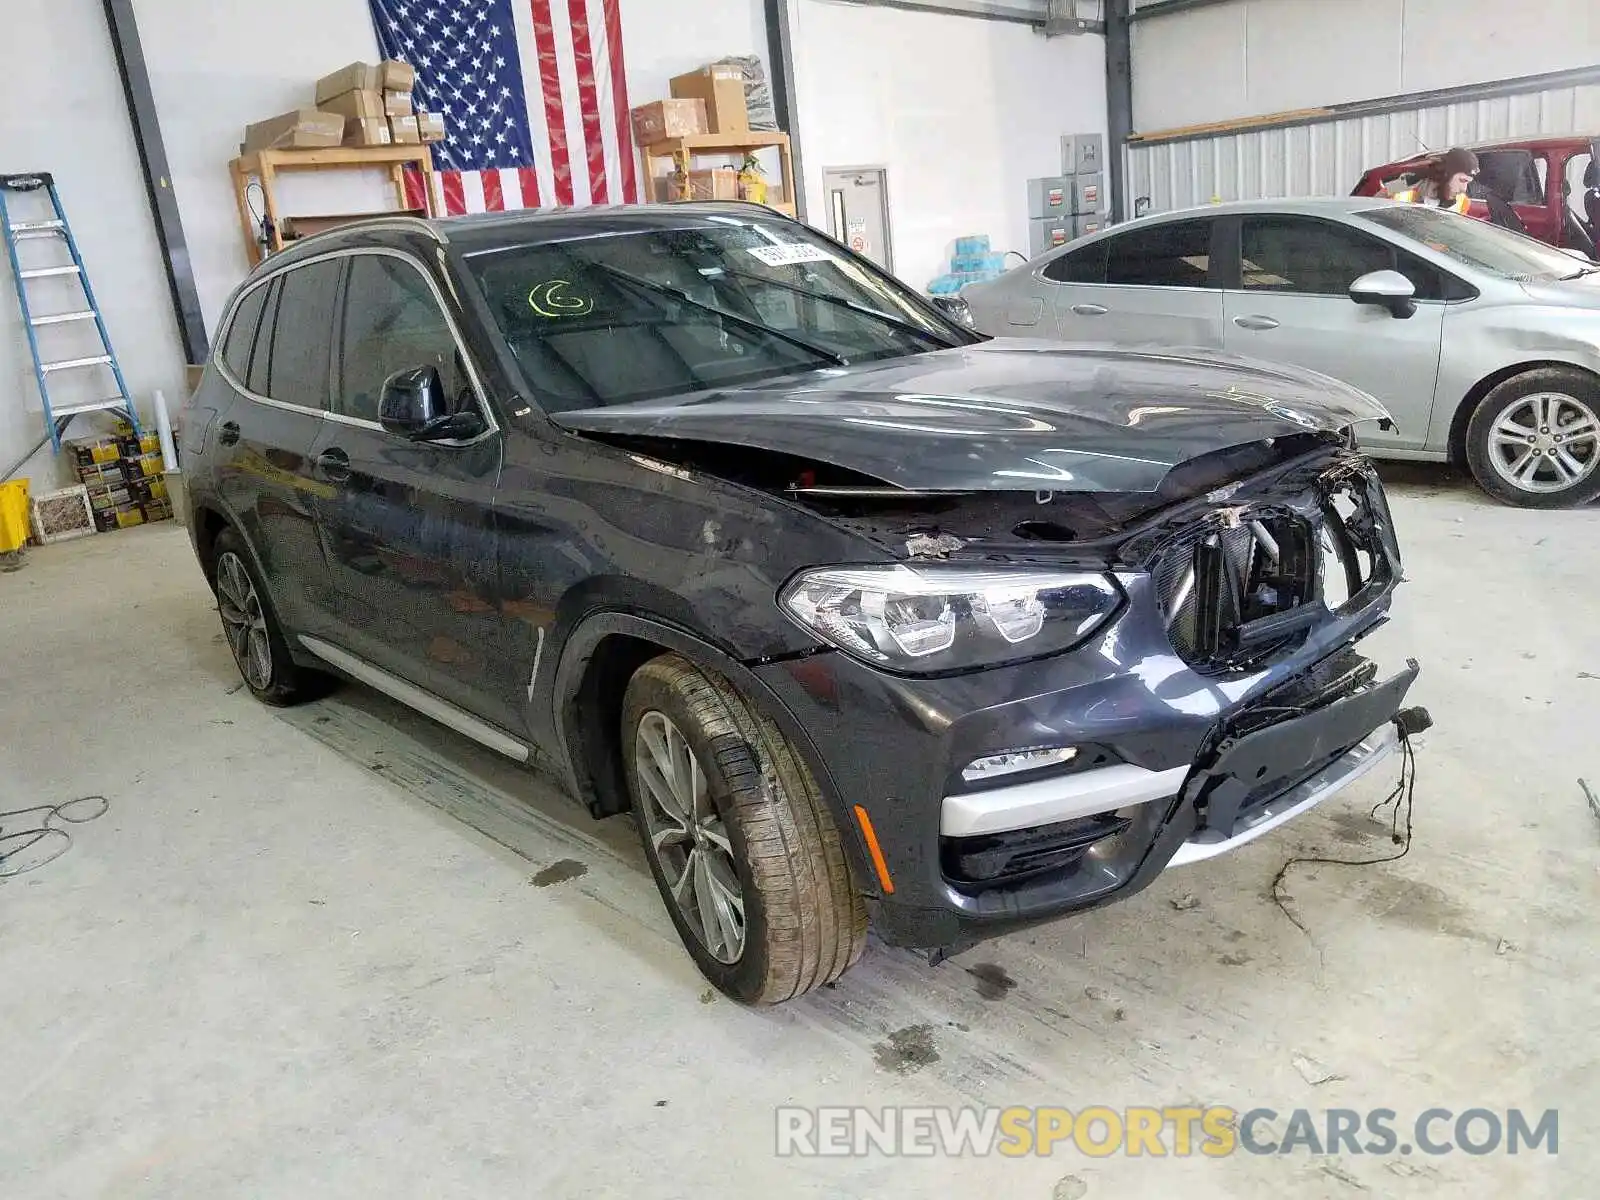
(0, 479, 30, 555)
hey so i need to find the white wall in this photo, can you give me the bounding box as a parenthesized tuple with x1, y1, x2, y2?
(792, 0, 1107, 290)
(0, 0, 189, 489)
(1133, 0, 1599, 132)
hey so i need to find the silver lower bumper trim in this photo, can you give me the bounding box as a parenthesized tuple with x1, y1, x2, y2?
(1166, 722, 1399, 867)
(941, 761, 1189, 838)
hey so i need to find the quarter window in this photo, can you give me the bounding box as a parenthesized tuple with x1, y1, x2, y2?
(1041, 240, 1108, 284)
(220, 285, 267, 382)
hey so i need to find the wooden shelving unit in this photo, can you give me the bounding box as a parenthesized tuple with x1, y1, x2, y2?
(229, 145, 441, 265)
(641, 131, 797, 216)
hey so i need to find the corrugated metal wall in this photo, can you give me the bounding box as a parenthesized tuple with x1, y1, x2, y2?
(1126, 79, 1600, 216)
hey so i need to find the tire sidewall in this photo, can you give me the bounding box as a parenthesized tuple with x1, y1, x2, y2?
(621, 667, 775, 1001)
(1465, 370, 1600, 509)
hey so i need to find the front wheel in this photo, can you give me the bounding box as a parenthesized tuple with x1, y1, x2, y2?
(621, 654, 867, 1004)
(1464, 368, 1600, 508)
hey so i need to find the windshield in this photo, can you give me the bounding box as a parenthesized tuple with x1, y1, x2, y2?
(464, 218, 968, 411)
(1358, 205, 1586, 281)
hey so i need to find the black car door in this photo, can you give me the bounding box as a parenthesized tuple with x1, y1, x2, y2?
(309, 248, 511, 728)
(211, 261, 342, 633)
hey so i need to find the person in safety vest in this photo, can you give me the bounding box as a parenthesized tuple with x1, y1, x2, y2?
(1386, 147, 1478, 214)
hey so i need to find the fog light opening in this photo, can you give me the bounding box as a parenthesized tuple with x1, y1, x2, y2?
(961, 746, 1078, 784)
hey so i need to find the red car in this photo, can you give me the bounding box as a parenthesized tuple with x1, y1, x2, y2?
(1354, 135, 1599, 256)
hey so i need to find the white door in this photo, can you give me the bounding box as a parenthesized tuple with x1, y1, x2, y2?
(1040, 217, 1226, 349)
(823, 168, 893, 272)
(1221, 215, 1446, 452)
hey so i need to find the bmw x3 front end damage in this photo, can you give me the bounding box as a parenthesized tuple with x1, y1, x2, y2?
(752, 440, 1427, 953)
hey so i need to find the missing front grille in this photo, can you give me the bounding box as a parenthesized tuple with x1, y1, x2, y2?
(1157, 512, 1319, 671)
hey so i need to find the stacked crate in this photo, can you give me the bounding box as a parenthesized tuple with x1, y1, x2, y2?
(65, 425, 173, 533)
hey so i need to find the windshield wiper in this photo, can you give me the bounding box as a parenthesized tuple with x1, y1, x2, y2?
(718, 267, 958, 348)
(581, 260, 851, 367)
(1560, 264, 1600, 280)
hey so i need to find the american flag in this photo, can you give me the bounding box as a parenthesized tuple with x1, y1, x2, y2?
(369, 0, 641, 215)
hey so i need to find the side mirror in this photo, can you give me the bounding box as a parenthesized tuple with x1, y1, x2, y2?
(1349, 269, 1417, 318)
(380, 366, 446, 434)
(378, 367, 487, 442)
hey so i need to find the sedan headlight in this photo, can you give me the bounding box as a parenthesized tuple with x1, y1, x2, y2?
(779, 565, 1121, 673)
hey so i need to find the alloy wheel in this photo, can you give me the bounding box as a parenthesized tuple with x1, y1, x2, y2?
(634, 711, 746, 964)
(1487, 392, 1600, 494)
(215, 551, 273, 691)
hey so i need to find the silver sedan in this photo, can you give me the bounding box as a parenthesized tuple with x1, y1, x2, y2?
(961, 197, 1600, 507)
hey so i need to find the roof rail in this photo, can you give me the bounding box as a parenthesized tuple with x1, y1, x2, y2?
(278, 214, 448, 251)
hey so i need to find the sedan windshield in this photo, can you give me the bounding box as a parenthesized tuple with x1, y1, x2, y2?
(1358, 205, 1587, 281)
(465, 218, 969, 411)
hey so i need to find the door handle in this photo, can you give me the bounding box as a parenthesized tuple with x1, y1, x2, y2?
(1232, 315, 1280, 331)
(1070, 303, 1108, 316)
(315, 447, 351, 481)
(217, 420, 240, 446)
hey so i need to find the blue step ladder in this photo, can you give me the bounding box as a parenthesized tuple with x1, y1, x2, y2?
(0, 172, 142, 460)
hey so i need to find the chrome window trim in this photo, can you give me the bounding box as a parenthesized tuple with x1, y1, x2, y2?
(212, 245, 498, 447)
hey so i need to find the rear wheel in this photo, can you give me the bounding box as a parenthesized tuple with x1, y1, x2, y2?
(1465, 368, 1600, 508)
(211, 528, 319, 706)
(621, 654, 867, 1004)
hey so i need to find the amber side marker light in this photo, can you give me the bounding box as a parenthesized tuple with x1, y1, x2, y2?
(853, 804, 895, 895)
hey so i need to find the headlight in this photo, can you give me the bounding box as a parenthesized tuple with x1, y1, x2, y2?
(779, 565, 1121, 673)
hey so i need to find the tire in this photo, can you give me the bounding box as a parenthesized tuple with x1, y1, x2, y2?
(210, 528, 320, 706)
(621, 654, 868, 1004)
(1464, 367, 1600, 508)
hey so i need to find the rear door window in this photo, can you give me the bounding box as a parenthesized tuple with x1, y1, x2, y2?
(263, 260, 341, 410)
(1104, 219, 1215, 287)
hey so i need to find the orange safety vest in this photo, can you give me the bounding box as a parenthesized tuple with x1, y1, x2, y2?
(1393, 188, 1471, 214)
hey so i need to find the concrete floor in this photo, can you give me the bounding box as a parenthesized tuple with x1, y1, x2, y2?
(2, 464, 1596, 1198)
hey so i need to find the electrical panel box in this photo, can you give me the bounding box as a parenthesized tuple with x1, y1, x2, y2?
(1026, 177, 1073, 220)
(1061, 133, 1106, 177)
(1074, 174, 1106, 214)
(1028, 217, 1070, 258)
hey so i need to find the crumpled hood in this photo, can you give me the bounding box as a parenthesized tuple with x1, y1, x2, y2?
(1519, 272, 1600, 310)
(551, 338, 1390, 492)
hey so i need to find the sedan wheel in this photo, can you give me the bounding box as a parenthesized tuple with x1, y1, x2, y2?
(634, 711, 745, 964)
(1466, 368, 1600, 508)
(1485, 392, 1599, 495)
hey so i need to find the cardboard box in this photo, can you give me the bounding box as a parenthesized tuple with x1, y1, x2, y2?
(345, 117, 393, 147)
(653, 168, 740, 202)
(92, 503, 146, 533)
(670, 65, 748, 133)
(320, 88, 386, 120)
(122, 452, 164, 482)
(389, 115, 421, 144)
(66, 436, 122, 468)
(378, 59, 416, 92)
(384, 90, 413, 117)
(117, 431, 161, 460)
(316, 62, 380, 104)
(244, 109, 345, 153)
(631, 98, 707, 147)
(416, 111, 446, 142)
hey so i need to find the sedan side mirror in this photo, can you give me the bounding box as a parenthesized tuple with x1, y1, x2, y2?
(1349, 269, 1417, 319)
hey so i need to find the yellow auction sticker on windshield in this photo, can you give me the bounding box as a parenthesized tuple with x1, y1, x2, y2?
(748, 244, 834, 267)
(528, 279, 594, 318)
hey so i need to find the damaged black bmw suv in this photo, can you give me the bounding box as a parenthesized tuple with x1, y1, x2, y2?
(182, 204, 1424, 1003)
